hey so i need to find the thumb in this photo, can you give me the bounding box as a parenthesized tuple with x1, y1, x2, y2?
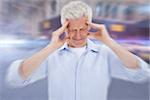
(61, 34, 69, 43)
(88, 32, 96, 39)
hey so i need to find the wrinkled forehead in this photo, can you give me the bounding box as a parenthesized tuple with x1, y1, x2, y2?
(68, 17, 88, 29)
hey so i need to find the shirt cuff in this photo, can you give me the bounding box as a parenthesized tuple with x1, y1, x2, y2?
(123, 56, 150, 82)
(6, 59, 27, 87)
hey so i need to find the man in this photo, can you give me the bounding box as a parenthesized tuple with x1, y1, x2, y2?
(6, 1, 149, 100)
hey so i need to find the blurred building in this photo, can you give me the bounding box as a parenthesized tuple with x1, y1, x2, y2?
(0, 0, 149, 38)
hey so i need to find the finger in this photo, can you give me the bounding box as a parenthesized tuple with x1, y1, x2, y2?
(88, 31, 96, 36)
(87, 22, 104, 30)
(87, 34, 96, 39)
(62, 21, 69, 29)
(61, 35, 69, 44)
(58, 21, 69, 34)
(54, 22, 69, 36)
(88, 31, 100, 35)
(88, 31, 96, 34)
(61, 33, 69, 41)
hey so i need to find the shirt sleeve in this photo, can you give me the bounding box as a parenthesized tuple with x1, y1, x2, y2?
(6, 58, 48, 88)
(104, 45, 150, 83)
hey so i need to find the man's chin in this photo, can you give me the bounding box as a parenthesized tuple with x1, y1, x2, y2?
(68, 39, 87, 48)
(70, 42, 86, 48)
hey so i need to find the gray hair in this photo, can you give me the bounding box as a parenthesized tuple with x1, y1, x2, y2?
(60, 1, 92, 25)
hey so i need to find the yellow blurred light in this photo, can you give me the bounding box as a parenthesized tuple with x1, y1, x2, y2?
(43, 21, 51, 29)
(110, 24, 125, 32)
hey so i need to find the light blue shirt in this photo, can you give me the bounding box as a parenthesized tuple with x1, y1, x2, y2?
(6, 39, 149, 100)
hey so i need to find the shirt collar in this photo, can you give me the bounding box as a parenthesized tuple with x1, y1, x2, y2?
(58, 39, 99, 53)
(86, 39, 99, 53)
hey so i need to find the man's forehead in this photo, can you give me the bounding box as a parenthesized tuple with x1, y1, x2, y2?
(68, 17, 88, 28)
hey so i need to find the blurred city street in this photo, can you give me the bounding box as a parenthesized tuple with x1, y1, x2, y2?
(0, 0, 149, 100)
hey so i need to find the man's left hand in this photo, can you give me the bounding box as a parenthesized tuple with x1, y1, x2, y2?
(87, 22, 112, 43)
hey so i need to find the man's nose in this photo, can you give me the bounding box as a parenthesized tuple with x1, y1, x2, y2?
(75, 30, 82, 39)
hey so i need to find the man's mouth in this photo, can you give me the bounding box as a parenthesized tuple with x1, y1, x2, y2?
(73, 39, 84, 41)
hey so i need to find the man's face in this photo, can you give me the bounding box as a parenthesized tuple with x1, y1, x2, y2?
(67, 17, 89, 48)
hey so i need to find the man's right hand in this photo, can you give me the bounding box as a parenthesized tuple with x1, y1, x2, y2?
(50, 21, 69, 48)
